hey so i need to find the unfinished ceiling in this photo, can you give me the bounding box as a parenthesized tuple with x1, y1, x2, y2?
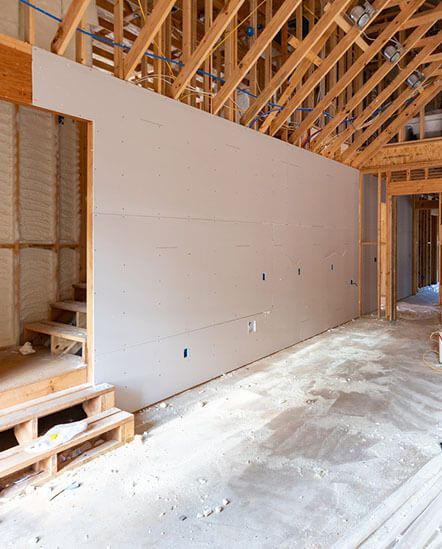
(31, 0, 441, 167)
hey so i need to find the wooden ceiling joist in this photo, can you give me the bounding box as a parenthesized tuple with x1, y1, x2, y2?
(239, 0, 354, 128)
(51, 0, 92, 55)
(288, 0, 427, 145)
(170, 0, 246, 99)
(122, 0, 176, 80)
(211, 0, 303, 115)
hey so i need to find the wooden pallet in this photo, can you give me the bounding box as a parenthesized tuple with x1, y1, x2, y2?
(0, 383, 134, 494)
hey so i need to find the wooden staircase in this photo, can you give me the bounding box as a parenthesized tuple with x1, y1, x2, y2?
(0, 383, 134, 494)
(0, 281, 135, 494)
(24, 282, 88, 361)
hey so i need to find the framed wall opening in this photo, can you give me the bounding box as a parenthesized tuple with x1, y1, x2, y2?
(360, 169, 442, 321)
(0, 99, 93, 410)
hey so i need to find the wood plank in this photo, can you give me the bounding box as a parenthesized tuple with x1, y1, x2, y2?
(0, 35, 32, 105)
(0, 409, 132, 478)
(359, 138, 442, 172)
(123, 0, 176, 80)
(0, 362, 87, 410)
(0, 383, 114, 432)
(51, 0, 92, 55)
(51, 301, 87, 314)
(25, 321, 87, 343)
(387, 178, 442, 196)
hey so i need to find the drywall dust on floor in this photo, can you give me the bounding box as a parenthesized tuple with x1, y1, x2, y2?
(2, 287, 442, 548)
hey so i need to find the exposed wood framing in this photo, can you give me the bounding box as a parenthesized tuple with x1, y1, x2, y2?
(171, 0, 245, 99)
(212, 0, 303, 115)
(4, 0, 441, 166)
(289, 0, 427, 145)
(0, 35, 32, 105)
(122, 0, 175, 81)
(51, 0, 92, 55)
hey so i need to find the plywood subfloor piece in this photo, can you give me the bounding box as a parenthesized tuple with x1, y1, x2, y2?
(0, 347, 87, 409)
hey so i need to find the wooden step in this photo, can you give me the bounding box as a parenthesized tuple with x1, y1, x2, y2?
(25, 321, 86, 343)
(51, 301, 87, 314)
(0, 383, 115, 434)
(0, 408, 134, 487)
(73, 282, 86, 290)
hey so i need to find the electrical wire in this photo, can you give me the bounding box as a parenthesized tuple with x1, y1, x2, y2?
(135, 0, 175, 77)
(210, 0, 267, 55)
(20, 0, 426, 139)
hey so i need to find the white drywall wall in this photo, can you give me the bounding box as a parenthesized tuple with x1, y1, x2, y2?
(397, 196, 413, 301)
(33, 49, 359, 411)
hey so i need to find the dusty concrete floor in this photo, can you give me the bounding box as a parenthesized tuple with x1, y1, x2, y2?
(2, 287, 442, 548)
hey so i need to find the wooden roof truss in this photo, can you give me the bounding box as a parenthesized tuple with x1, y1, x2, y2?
(37, 0, 442, 168)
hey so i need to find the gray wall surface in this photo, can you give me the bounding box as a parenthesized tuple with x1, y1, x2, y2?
(33, 48, 359, 411)
(397, 196, 413, 301)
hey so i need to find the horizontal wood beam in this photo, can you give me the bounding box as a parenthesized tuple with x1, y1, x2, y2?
(388, 178, 442, 196)
(51, 0, 92, 55)
(359, 138, 442, 171)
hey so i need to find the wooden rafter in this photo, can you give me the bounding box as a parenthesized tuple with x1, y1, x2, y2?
(171, 0, 245, 99)
(240, 0, 354, 128)
(353, 78, 442, 168)
(261, 0, 391, 137)
(51, 0, 92, 55)
(211, 0, 303, 116)
(324, 32, 442, 158)
(122, 0, 176, 80)
(341, 62, 441, 164)
(289, 0, 427, 145)
(314, 23, 441, 155)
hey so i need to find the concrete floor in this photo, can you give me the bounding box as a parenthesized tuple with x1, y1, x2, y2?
(2, 287, 442, 548)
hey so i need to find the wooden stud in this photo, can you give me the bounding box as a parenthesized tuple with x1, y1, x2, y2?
(113, 0, 124, 78)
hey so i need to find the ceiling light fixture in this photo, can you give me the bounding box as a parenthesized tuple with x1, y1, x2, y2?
(349, 1, 376, 29)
